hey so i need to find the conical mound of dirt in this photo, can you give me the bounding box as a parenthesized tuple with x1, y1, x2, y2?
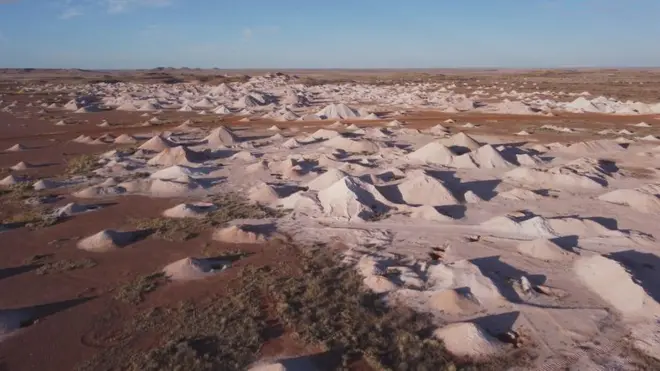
(4, 144, 26, 152)
(33, 179, 59, 191)
(0, 175, 22, 186)
(150, 165, 198, 180)
(149, 178, 199, 197)
(310, 128, 340, 140)
(306, 168, 349, 191)
(113, 134, 138, 144)
(10, 161, 31, 171)
(138, 135, 174, 152)
(517, 239, 573, 261)
(598, 189, 660, 213)
(441, 132, 481, 152)
(504, 167, 605, 189)
(429, 124, 449, 135)
(204, 125, 238, 146)
(162, 257, 229, 281)
(316, 103, 359, 119)
(407, 142, 455, 166)
(317, 176, 392, 221)
(409, 205, 454, 222)
(77, 229, 136, 252)
(397, 172, 458, 206)
(248, 182, 281, 204)
(470, 144, 515, 169)
(73, 185, 126, 198)
(53, 202, 98, 217)
(498, 188, 542, 201)
(433, 322, 503, 359)
(162, 203, 217, 219)
(561, 140, 625, 155)
(230, 151, 258, 162)
(147, 146, 204, 166)
(323, 136, 380, 154)
(212, 225, 271, 244)
(574, 255, 660, 317)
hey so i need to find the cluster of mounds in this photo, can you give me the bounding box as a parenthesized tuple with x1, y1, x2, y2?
(3, 94, 660, 370)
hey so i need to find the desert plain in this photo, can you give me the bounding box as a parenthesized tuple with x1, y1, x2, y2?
(1, 68, 660, 370)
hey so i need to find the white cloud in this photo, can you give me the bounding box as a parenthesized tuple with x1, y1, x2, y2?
(59, 7, 83, 19)
(104, 0, 173, 14)
(242, 26, 280, 40)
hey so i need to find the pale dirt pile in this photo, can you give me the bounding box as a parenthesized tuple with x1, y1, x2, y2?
(212, 225, 271, 244)
(322, 136, 381, 154)
(397, 172, 458, 206)
(574, 255, 660, 318)
(598, 188, 660, 213)
(9, 161, 31, 171)
(517, 238, 575, 261)
(147, 146, 205, 166)
(138, 135, 174, 152)
(162, 203, 217, 218)
(317, 176, 393, 221)
(204, 125, 238, 146)
(77, 229, 136, 252)
(306, 168, 348, 191)
(433, 322, 503, 359)
(162, 257, 228, 281)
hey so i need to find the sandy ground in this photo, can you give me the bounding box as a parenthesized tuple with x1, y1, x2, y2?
(1, 71, 660, 370)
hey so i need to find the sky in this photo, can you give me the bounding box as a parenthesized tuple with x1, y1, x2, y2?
(0, 0, 659, 69)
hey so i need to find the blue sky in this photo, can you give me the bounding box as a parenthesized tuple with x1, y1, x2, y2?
(0, 0, 659, 69)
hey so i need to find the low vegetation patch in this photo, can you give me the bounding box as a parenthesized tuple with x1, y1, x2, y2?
(77, 244, 532, 371)
(2, 207, 59, 228)
(66, 154, 101, 175)
(130, 193, 287, 242)
(36, 258, 97, 275)
(114, 272, 168, 304)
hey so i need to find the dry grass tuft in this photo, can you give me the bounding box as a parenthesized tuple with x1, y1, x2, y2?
(114, 272, 168, 304)
(36, 258, 97, 275)
(66, 154, 101, 175)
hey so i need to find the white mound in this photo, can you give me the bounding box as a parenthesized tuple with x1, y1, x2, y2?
(205, 125, 238, 146)
(323, 136, 380, 153)
(10, 161, 31, 171)
(138, 135, 174, 152)
(163, 257, 222, 281)
(0, 175, 22, 186)
(317, 176, 391, 221)
(433, 323, 502, 359)
(267, 125, 282, 132)
(149, 178, 199, 197)
(73, 186, 125, 198)
(310, 128, 340, 140)
(397, 173, 458, 206)
(33, 179, 59, 191)
(147, 146, 204, 166)
(4, 144, 25, 152)
(77, 229, 134, 252)
(248, 182, 281, 204)
(498, 188, 542, 201)
(316, 103, 359, 119)
(429, 124, 449, 135)
(150, 165, 198, 180)
(114, 134, 137, 144)
(516, 130, 531, 136)
(230, 150, 258, 162)
(53, 202, 98, 217)
(441, 132, 481, 151)
(307, 168, 348, 191)
(634, 122, 651, 128)
(504, 167, 604, 189)
(517, 239, 573, 261)
(407, 142, 455, 166)
(574, 255, 659, 317)
(598, 189, 660, 213)
(561, 140, 625, 155)
(162, 203, 217, 218)
(470, 145, 515, 169)
(409, 205, 454, 222)
(212, 225, 271, 244)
